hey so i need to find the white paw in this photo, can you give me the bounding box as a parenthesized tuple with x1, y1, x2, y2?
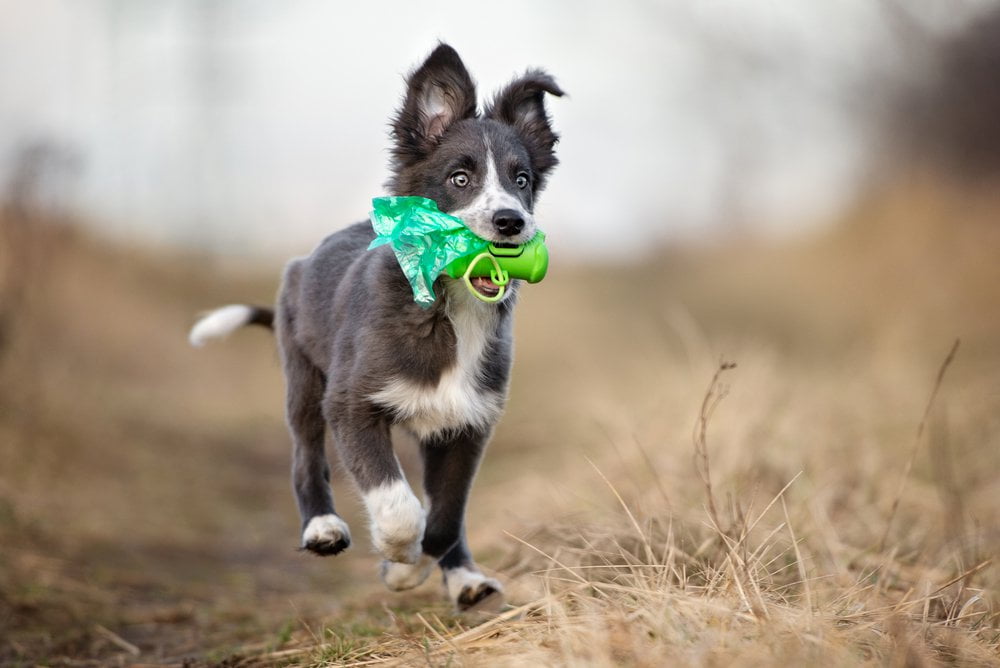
(301, 514, 351, 555)
(364, 480, 425, 564)
(380, 554, 436, 591)
(444, 566, 504, 612)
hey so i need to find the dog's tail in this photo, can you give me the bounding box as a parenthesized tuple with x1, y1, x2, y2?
(189, 304, 274, 347)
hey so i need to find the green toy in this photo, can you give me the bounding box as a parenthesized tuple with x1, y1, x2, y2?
(368, 196, 549, 307)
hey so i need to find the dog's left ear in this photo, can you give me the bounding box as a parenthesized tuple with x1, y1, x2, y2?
(485, 71, 565, 189)
(392, 43, 478, 166)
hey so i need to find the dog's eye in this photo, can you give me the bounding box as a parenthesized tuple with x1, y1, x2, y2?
(450, 172, 469, 188)
(515, 173, 529, 189)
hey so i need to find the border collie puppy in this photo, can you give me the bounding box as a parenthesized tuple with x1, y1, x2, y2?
(189, 44, 563, 611)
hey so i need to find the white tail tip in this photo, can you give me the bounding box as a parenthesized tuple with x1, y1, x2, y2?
(189, 305, 254, 347)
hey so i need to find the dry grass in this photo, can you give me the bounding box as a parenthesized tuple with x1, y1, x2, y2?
(2, 177, 999, 666)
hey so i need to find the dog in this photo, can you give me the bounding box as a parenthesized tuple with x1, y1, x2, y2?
(189, 44, 563, 611)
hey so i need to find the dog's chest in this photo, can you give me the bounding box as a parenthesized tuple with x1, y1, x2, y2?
(370, 294, 504, 440)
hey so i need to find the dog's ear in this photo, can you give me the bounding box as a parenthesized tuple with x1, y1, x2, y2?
(392, 43, 478, 165)
(485, 71, 565, 188)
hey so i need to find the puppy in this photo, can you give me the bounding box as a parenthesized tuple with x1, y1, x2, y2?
(190, 44, 563, 611)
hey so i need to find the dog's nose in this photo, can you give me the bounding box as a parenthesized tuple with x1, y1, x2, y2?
(493, 209, 525, 237)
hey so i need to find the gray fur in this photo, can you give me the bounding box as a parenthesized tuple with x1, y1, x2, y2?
(191, 44, 562, 609)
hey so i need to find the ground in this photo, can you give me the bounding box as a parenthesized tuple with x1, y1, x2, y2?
(1, 178, 999, 666)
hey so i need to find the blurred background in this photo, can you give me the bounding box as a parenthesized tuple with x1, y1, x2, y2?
(5, 0, 1000, 256)
(2, 1, 1000, 664)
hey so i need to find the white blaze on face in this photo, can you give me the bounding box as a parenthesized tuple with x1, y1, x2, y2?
(449, 135, 535, 244)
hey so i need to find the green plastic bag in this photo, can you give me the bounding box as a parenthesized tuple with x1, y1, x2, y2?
(368, 196, 491, 308)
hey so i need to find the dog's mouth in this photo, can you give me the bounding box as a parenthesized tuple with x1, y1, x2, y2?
(469, 276, 502, 298)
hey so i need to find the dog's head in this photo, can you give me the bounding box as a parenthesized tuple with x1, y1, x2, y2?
(388, 44, 563, 246)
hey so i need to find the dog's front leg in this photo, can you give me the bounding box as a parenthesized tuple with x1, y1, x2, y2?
(418, 427, 487, 560)
(424, 428, 503, 611)
(379, 427, 503, 610)
(331, 408, 425, 565)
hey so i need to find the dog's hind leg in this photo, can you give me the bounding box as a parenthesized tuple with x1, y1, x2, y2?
(281, 337, 351, 556)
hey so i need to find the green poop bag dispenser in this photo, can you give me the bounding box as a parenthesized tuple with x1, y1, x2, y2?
(368, 196, 549, 306)
(444, 233, 549, 284)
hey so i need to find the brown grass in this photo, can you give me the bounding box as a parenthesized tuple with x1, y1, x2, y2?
(2, 176, 999, 666)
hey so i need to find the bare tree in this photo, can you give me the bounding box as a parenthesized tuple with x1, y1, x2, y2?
(880, 2, 1000, 180)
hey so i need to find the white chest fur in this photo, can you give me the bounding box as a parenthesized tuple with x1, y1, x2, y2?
(370, 284, 505, 440)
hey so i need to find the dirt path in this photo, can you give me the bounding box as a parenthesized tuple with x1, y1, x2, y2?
(3, 200, 1000, 664)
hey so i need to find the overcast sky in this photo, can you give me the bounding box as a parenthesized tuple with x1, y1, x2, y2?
(0, 1, 992, 259)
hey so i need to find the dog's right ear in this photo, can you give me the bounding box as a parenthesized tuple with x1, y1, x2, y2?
(392, 44, 478, 166)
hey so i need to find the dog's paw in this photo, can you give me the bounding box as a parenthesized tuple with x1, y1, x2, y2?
(301, 514, 351, 556)
(380, 554, 436, 591)
(365, 480, 425, 564)
(444, 567, 505, 613)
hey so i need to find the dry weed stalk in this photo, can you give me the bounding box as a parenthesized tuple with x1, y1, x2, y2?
(693, 359, 737, 535)
(878, 338, 960, 554)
